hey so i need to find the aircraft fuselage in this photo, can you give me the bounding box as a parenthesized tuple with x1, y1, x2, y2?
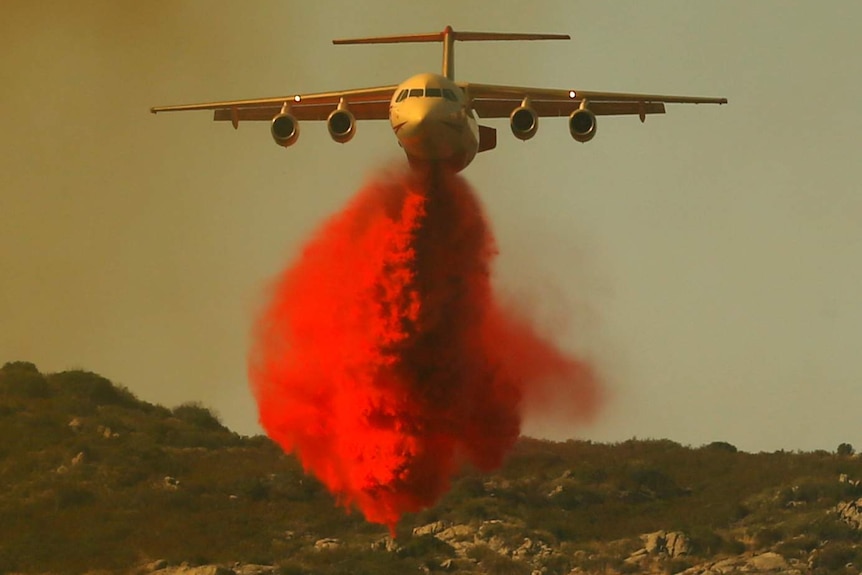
(389, 73, 478, 172)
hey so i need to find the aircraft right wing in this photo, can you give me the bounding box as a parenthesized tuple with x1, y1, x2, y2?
(151, 85, 398, 127)
(462, 82, 727, 121)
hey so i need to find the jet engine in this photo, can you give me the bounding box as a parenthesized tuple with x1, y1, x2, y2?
(510, 104, 538, 140)
(271, 112, 299, 147)
(569, 108, 597, 143)
(327, 107, 356, 144)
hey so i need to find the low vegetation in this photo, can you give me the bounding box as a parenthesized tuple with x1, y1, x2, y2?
(2, 361, 861, 575)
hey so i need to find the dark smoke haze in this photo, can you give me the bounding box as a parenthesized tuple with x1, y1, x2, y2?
(248, 167, 601, 532)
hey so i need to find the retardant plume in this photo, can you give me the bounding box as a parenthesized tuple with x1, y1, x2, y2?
(249, 166, 601, 532)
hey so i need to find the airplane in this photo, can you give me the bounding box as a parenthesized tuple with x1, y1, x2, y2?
(151, 26, 727, 172)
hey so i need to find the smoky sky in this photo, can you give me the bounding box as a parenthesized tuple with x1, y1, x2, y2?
(2, 0, 861, 452)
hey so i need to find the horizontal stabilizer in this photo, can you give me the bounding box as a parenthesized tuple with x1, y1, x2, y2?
(334, 26, 569, 81)
(333, 28, 570, 45)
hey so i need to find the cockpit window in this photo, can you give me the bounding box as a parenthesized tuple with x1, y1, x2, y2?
(442, 89, 457, 102)
(408, 88, 424, 98)
(425, 88, 442, 98)
(396, 90, 408, 103)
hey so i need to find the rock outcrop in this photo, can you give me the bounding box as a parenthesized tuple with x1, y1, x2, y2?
(139, 562, 278, 575)
(412, 520, 450, 536)
(677, 551, 800, 575)
(410, 520, 554, 566)
(135, 550, 811, 575)
(837, 497, 862, 529)
(433, 523, 476, 556)
(145, 564, 236, 575)
(313, 538, 341, 551)
(370, 535, 400, 552)
(639, 530, 691, 558)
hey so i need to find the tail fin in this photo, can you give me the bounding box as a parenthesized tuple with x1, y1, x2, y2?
(333, 25, 569, 80)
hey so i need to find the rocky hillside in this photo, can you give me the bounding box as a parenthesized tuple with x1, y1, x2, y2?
(2, 361, 862, 575)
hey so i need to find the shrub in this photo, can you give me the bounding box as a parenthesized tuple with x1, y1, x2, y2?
(1, 361, 39, 374)
(0, 552, 17, 574)
(278, 562, 310, 575)
(539, 552, 575, 575)
(808, 516, 860, 542)
(775, 535, 819, 559)
(240, 477, 271, 501)
(813, 542, 856, 570)
(397, 534, 454, 559)
(50, 370, 133, 407)
(451, 474, 485, 498)
(704, 441, 738, 453)
(687, 527, 725, 555)
(467, 545, 530, 575)
(686, 527, 745, 556)
(626, 466, 683, 499)
(568, 464, 608, 484)
(752, 526, 784, 549)
(461, 497, 498, 520)
(664, 557, 696, 574)
(54, 484, 96, 509)
(551, 483, 605, 509)
(0, 361, 50, 398)
(172, 402, 225, 430)
(837, 443, 855, 457)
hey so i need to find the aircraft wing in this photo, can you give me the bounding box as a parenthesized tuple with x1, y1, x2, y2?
(150, 85, 398, 126)
(462, 83, 727, 120)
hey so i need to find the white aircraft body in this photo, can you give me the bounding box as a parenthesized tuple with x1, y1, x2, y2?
(151, 27, 727, 172)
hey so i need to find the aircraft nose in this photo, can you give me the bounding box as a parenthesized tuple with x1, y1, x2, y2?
(396, 101, 457, 139)
(393, 99, 466, 163)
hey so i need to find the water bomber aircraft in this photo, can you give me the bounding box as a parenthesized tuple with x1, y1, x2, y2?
(151, 26, 727, 172)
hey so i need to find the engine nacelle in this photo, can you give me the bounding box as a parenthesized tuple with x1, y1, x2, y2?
(271, 112, 299, 147)
(327, 108, 356, 144)
(569, 108, 597, 143)
(510, 105, 539, 140)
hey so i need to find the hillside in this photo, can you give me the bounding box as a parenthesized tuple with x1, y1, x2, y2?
(2, 361, 862, 575)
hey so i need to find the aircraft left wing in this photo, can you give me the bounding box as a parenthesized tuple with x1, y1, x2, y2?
(150, 85, 398, 126)
(462, 83, 727, 121)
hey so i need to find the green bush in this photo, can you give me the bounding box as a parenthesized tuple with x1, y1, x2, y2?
(539, 552, 575, 575)
(808, 516, 860, 543)
(625, 466, 683, 499)
(397, 533, 454, 558)
(775, 535, 819, 559)
(813, 542, 857, 570)
(551, 483, 605, 509)
(466, 545, 530, 575)
(172, 402, 225, 431)
(570, 465, 608, 484)
(239, 477, 271, 501)
(688, 527, 728, 555)
(837, 443, 855, 457)
(277, 562, 311, 575)
(664, 557, 696, 574)
(752, 526, 784, 549)
(0, 361, 50, 398)
(53, 484, 96, 509)
(49, 370, 136, 407)
(461, 497, 499, 520)
(703, 441, 738, 453)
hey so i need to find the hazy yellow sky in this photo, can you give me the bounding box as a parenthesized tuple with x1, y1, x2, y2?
(2, 1, 861, 452)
